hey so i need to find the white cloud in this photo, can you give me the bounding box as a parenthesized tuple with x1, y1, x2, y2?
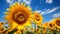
(40, 9, 50, 15)
(52, 13, 60, 18)
(46, 7, 59, 14)
(46, 0, 53, 4)
(40, 7, 59, 15)
(34, 10, 41, 13)
(23, 0, 31, 5)
(34, 7, 41, 13)
(6, 0, 31, 6)
(49, 19, 52, 22)
(18, 0, 21, 3)
(6, 0, 21, 4)
(6, 0, 14, 5)
(6, 0, 12, 3)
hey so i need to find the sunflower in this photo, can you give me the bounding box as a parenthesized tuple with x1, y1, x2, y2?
(48, 23, 54, 29)
(42, 22, 49, 34)
(0, 22, 5, 32)
(42, 22, 49, 29)
(0, 22, 4, 29)
(36, 28, 40, 33)
(31, 28, 35, 32)
(33, 12, 43, 26)
(5, 2, 32, 30)
(52, 18, 60, 29)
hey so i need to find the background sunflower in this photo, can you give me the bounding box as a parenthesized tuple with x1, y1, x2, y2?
(42, 22, 49, 29)
(48, 23, 54, 30)
(0, 22, 5, 32)
(52, 18, 60, 29)
(33, 12, 43, 26)
(42, 22, 49, 34)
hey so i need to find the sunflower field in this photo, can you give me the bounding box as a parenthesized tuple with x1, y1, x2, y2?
(0, 2, 60, 34)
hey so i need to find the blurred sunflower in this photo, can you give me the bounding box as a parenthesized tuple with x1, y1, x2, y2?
(52, 18, 60, 29)
(48, 23, 54, 29)
(33, 12, 43, 26)
(42, 22, 49, 29)
(0, 22, 5, 32)
(36, 28, 40, 33)
(5, 2, 32, 30)
(0, 22, 4, 29)
(42, 22, 49, 34)
(31, 28, 35, 32)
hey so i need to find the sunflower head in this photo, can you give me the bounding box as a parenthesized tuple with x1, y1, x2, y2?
(0, 22, 4, 29)
(0, 22, 5, 33)
(53, 18, 60, 29)
(5, 2, 32, 30)
(33, 12, 43, 26)
(31, 28, 35, 32)
(36, 28, 40, 33)
(0, 22, 4, 26)
(42, 22, 50, 34)
(42, 22, 49, 29)
(48, 23, 54, 29)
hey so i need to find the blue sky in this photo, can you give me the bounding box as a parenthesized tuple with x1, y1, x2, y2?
(0, 0, 60, 23)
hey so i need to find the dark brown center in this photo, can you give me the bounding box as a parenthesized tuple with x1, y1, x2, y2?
(49, 24, 53, 27)
(12, 11, 28, 25)
(35, 15, 40, 21)
(56, 20, 60, 26)
(1, 28, 4, 31)
(1, 22, 4, 25)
